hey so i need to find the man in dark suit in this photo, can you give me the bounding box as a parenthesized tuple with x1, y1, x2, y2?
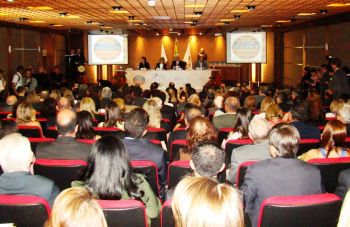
(193, 56, 208, 69)
(171, 55, 186, 70)
(289, 101, 320, 139)
(36, 109, 91, 161)
(241, 124, 323, 227)
(329, 58, 350, 99)
(122, 108, 166, 185)
(212, 96, 240, 129)
(335, 168, 350, 199)
(0, 133, 60, 207)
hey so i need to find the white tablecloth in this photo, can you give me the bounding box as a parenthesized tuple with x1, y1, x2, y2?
(125, 69, 213, 90)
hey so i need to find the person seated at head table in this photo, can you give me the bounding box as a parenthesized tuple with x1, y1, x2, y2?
(138, 56, 151, 70)
(155, 57, 167, 70)
(194, 55, 208, 69)
(171, 55, 186, 70)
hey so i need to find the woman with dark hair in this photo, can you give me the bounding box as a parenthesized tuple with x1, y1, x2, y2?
(307, 91, 325, 126)
(72, 136, 161, 223)
(222, 107, 251, 148)
(98, 102, 124, 130)
(76, 111, 100, 140)
(138, 56, 150, 70)
(40, 97, 57, 128)
(299, 119, 350, 161)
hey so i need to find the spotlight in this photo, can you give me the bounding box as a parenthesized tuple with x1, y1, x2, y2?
(156, 32, 159, 36)
(169, 28, 173, 31)
(86, 21, 92, 24)
(224, 21, 230, 25)
(177, 32, 181, 36)
(192, 20, 198, 24)
(320, 9, 328, 14)
(128, 16, 135, 20)
(246, 5, 256, 10)
(59, 12, 67, 17)
(19, 17, 28, 21)
(112, 6, 122, 11)
(234, 15, 241, 20)
(199, 32, 203, 35)
(194, 11, 203, 15)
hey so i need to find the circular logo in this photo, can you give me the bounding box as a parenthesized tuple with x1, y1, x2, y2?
(133, 75, 145, 85)
(77, 65, 86, 73)
(93, 37, 121, 61)
(232, 35, 260, 59)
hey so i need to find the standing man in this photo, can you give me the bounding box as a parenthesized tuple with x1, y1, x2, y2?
(12, 65, 24, 95)
(171, 55, 186, 70)
(197, 48, 208, 61)
(328, 58, 349, 98)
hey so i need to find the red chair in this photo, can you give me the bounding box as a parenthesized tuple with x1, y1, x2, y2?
(144, 127, 167, 142)
(0, 195, 51, 227)
(297, 139, 321, 156)
(18, 125, 44, 138)
(225, 139, 254, 166)
(94, 127, 126, 139)
(169, 140, 188, 161)
(258, 193, 342, 227)
(308, 157, 350, 193)
(34, 159, 88, 190)
(236, 161, 258, 188)
(346, 137, 350, 148)
(167, 161, 193, 189)
(0, 111, 12, 119)
(161, 200, 174, 227)
(29, 137, 55, 154)
(76, 139, 96, 144)
(218, 127, 234, 144)
(45, 126, 58, 138)
(131, 160, 160, 197)
(98, 199, 148, 227)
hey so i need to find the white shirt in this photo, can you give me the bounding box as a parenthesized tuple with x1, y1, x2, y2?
(12, 72, 24, 88)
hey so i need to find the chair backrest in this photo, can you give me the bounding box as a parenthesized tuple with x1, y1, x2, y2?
(94, 127, 126, 139)
(167, 161, 193, 189)
(258, 193, 342, 227)
(0, 195, 51, 227)
(236, 161, 258, 188)
(308, 157, 350, 193)
(28, 138, 55, 155)
(161, 200, 175, 227)
(45, 126, 58, 138)
(225, 139, 254, 166)
(218, 127, 234, 144)
(18, 125, 44, 138)
(0, 111, 11, 119)
(98, 199, 148, 227)
(76, 139, 96, 144)
(169, 140, 188, 161)
(297, 139, 321, 156)
(144, 127, 167, 142)
(34, 159, 88, 191)
(346, 137, 350, 148)
(131, 160, 160, 197)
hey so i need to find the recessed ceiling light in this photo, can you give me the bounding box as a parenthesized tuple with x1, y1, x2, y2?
(246, 5, 256, 10)
(29, 20, 45, 23)
(184, 21, 193, 24)
(199, 32, 202, 35)
(194, 11, 203, 15)
(152, 16, 170, 20)
(0, 13, 8, 16)
(66, 15, 80, 19)
(178, 33, 181, 35)
(234, 15, 241, 19)
(103, 26, 113, 29)
(326, 3, 350, 7)
(127, 19, 141, 22)
(320, 9, 329, 14)
(27, 6, 53, 10)
(112, 6, 122, 11)
(7, 0, 14, 2)
(185, 4, 205, 8)
(215, 22, 225, 26)
(156, 32, 159, 36)
(275, 20, 291, 23)
(231, 9, 249, 13)
(185, 14, 201, 18)
(297, 12, 317, 16)
(109, 10, 129, 14)
(148, 0, 156, 7)
(220, 19, 235, 22)
(261, 24, 273, 28)
(59, 12, 67, 17)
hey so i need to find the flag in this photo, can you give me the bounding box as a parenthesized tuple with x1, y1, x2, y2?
(174, 38, 179, 57)
(183, 41, 192, 69)
(161, 42, 168, 63)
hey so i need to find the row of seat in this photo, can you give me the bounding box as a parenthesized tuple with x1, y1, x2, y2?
(0, 192, 342, 227)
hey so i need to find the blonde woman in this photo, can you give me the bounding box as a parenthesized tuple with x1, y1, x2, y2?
(143, 98, 162, 128)
(252, 96, 275, 120)
(50, 89, 62, 102)
(79, 97, 98, 118)
(326, 99, 345, 119)
(45, 187, 107, 227)
(265, 103, 284, 128)
(338, 190, 350, 227)
(16, 102, 42, 130)
(172, 176, 244, 227)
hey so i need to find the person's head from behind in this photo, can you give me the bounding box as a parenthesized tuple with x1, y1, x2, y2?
(105, 101, 121, 127)
(338, 103, 350, 124)
(269, 123, 300, 158)
(234, 107, 251, 138)
(41, 97, 57, 118)
(191, 141, 225, 178)
(172, 176, 244, 227)
(0, 133, 34, 173)
(290, 101, 309, 122)
(143, 99, 162, 128)
(6, 95, 17, 106)
(0, 121, 17, 139)
(244, 95, 257, 111)
(330, 58, 341, 70)
(101, 87, 112, 100)
(213, 95, 224, 109)
(248, 118, 270, 143)
(265, 104, 283, 121)
(56, 109, 77, 137)
(321, 120, 347, 156)
(80, 97, 96, 115)
(276, 92, 288, 104)
(76, 111, 95, 140)
(184, 103, 202, 127)
(186, 116, 217, 153)
(16, 102, 36, 123)
(330, 99, 345, 115)
(45, 187, 107, 227)
(124, 108, 149, 138)
(224, 96, 240, 113)
(16, 86, 26, 95)
(57, 96, 73, 111)
(85, 136, 140, 200)
(50, 89, 61, 101)
(260, 96, 275, 112)
(188, 93, 201, 107)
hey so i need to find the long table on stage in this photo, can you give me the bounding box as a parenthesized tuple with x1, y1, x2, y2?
(125, 69, 215, 90)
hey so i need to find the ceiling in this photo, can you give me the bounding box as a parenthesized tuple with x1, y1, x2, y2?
(0, 0, 349, 31)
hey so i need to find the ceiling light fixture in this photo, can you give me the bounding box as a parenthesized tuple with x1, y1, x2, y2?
(234, 15, 241, 19)
(246, 5, 256, 10)
(320, 9, 328, 14)
(86, 21, 92, 24)
(185, 4, 205, 8)
(326, 3, 350, 7)
(29, 20, 45, 23)
(7, 0, 14, 2)
(156, 32, 159, 36)
(178, 32, 181, 36)
(275, 19, 291, 23)
(128, 16, 135, 20)
(220, 19, 234, 22)
(112, 6, 122, 11)
(231, 9, 249, 13)
(59, 12, 67, 17)
(194, 11, 203, 15)
(148, 0, 156, 7)
(19, 17, 28, 21)
(199, 32, 203, 35)
(297, 12, 316, 16)
(185, 14, 201, 18)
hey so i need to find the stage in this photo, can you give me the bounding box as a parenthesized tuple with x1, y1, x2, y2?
(125, 69, 218, 90)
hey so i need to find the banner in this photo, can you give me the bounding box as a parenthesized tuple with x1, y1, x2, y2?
(161, 42, 168, 63)
(183, 41, 192, 69)
(174, 38, 179, 57)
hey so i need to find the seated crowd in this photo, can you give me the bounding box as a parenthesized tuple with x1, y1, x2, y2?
(0, 59, 350, 227)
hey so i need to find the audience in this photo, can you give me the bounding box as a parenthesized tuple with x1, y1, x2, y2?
(252, 96, 275, 120)
(76, 110, 100, 140)
(265, 103, 284, 128)
(98, 101, 124, 129)
(122, 108, 166, 184)
(36, 109, 91, 161)
(72, 136, 161, 223)
(172, 176, 244, 227)
(45, 187, 107, 227)
(326, 98, 345, 119)
(241, 123, 323, 227)
(0, 133, 59, 207)
(40, 97, 57, 128)
(213, 96, 240, 129)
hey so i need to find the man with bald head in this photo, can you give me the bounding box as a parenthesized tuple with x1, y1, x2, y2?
(36, 109, 91, 161)
(212, 96, 240, 129)
(227, 118, 271, 183)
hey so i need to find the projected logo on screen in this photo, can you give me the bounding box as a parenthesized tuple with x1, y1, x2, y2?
(93, 37, 121, 61)
(232, 35, 260, 59)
